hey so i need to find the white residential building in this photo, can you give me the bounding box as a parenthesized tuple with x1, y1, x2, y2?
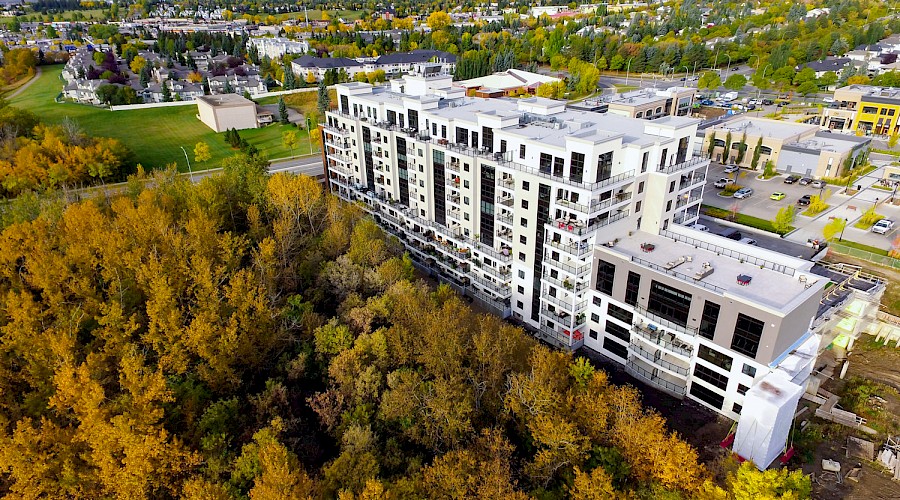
(249, 37, 310, 59)
(320, 69, 855, 431)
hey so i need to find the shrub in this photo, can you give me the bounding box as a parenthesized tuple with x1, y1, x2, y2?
(721, 184, 742, 196)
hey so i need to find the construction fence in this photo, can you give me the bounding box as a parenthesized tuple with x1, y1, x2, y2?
(829, 242, 900, 270)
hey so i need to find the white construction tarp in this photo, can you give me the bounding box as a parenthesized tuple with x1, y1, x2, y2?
(775, 333, 821, 386)
(733, 372, 804, 469)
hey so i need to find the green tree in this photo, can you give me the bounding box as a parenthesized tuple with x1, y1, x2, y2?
(707, 131, 717, 158)
(751, 137, 764, 170)
(194, 141, 211, 163)
(823, 217, 847, 241)
(724, 74, 747, 91)
(278, 97, 289, 124)
(317, 80, 330, 116)
(728, 462, 811, 500)
(772, 206, 795, 234)
(281, 130, 299, 156)
(735, 133, 748, 164)
(797, 81, 819, 96)
(698, 71, 722, 90)
(724, 131, 733, 163)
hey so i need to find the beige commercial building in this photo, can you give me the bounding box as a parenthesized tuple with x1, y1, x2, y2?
(197, 94, 259, 133)
(701, 117, 869, 178)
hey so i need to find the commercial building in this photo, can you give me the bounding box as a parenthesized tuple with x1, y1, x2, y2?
(456, 69, 562, 96)
(571, 87, 696, 120)
(321, 69, 850, 427)
(196, 94, 258, 132)
(821, 85, 900, 136)
(702, 116, 869, 178)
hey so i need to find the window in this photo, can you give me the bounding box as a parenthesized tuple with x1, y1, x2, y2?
(517, 301, 523, 309)
(539, 153, 553, 174)
(597, 152, 613, 181)
(589, 329, 598, 340)
(464, 196, 470, 205)
(669, 181, 676, 193)
(699, 301, 720, 340)
(603, 338, 628, 359)
(522, 181, 530, 191)
(731, 313, 765, 358)
(520, 235, 527, 244)
(518, 252, 526, 261)
(862, 106, 878, 114)
(690, 383, 724, 409)
(605, 321, 630, 342)
(570, 152, 585, 183)
(625, 271, 640, 306)
(500, 139, 507, 152)
(553, 157, 564, 177)
(641, 152, 649, 173)
(591, 313, 600, 322)
(596, 260, 616, 295)
(517, 285, 524, 294)
(521, 200, 529, 209)
(732, 403, 742, 414)
(666, 200, 672, 212)
(519, 144, 526, 159)
(647, 280, 692, 327)
(638, 181, 644, 194)
(737, 384, 749, 395)
(518, 270, 525, 279)
(742, 364, 757, 377)
(441, 125, 447, 138)
(464, 180, 470, 188)
(635, 201, 641, 213)
(694, 364, 729, 390)
(698, 344, 733, 371)
(608, 303, 633, 324)
(520, 217, 528, 227)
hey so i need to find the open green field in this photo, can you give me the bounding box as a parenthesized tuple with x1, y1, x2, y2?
(7, 65, 317, 171)
(0, 9, 108, 25)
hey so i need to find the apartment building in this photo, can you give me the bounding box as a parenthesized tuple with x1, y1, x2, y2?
(821, 85, 900, 136)
(321, 69, 831, 422)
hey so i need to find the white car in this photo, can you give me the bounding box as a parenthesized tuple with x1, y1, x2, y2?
(823, 97, 835, 103)
(739, 237, 758, 245)
(714, 178, 735, 188)
(723, 165, 740, 174)
(872, 219, 895, 235)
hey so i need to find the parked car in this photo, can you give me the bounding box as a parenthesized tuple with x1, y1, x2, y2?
(872, 219, 895, 234)
(700, 99, 714, 106)
(797, 195, 812, 206)
(770, 192, 786, 200)
(739, 237, 758, 245)
(823, 97, 835, 103)
(688, 223, 709, 232)
(724, 164, 740, 173)
(810, 180, 826, 189)
(784, 175, 801, 184)
(714, 178, 735, 188)
(747, 104, 757, 110)
(733, 187, 754, 199)
(799, 177, 813, 185)
(719, 228, 742, 240)
(762, 99, 774, 105)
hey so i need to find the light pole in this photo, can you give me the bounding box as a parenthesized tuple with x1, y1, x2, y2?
(693, 61, 699, 80)
(682, 65, 690, 81)
(839, 218, 848, 241)
(180, 146, 194, 182)
(306, 117, 313, 154)
(725, 54, 732, 75)
(625, 57, 634, 86)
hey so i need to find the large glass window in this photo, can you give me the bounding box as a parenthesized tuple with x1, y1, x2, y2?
(690, 383, 724, 409)
(731, 313, 765, 358)
(605, 321, 630, 342)
(539, 153, 553, 174)
(647, 280, 692, 327)
(625, 271, 640, 305)
(699, 301, 720, 340)
(603, 338, 628, 359)
(693, 365, 729, 390)
(570, 152, 585, 183)
(608, 303, 633, 324)
(596, 260, 616, 295)
(597, 152, 613, 181)
(698, 344, 733, 371)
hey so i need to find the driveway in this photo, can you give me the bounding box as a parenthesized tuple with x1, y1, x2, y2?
(703, 163, 819, 219)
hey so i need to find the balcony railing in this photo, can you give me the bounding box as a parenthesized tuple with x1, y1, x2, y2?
(556, 192, 633, 216)
(633, 305, 698, 337)
(629, 343, 690, 377)
(541, 292, 588, 314)
(549, 210, 630, 237)
(323, 125, 351, 137)
(625, 360, 687, 396)
(545, 238, 593, 259)
(537, 324, 574, 349)
(630, 324, 693, 357)
(657, 155, 708, 175)
(541, 273, 587, 293)
(675, 195, 702, 209)
(544, 256, 592, 277)
(497, 214, 513, 226)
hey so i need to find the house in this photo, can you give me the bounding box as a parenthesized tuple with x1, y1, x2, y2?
(249, 37, 310, 59)
(801, 58, 852, 78)
(291, 55, 365, 82)
(197, 94, 258, 132)
(456, 69, 561, 95)
(364, 50, 456, 76)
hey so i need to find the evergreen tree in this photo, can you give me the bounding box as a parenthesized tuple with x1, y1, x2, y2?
(223, 79, 234, 94)
(317, 80, 330, 116)
(202, 76, 210, 95)
(283, 62, 296, 90)
(161, 83, 172, 102)
(278, 97, 289, 124)
(750, 137, 763, 169)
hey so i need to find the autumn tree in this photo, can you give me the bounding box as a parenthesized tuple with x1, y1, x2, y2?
(194, 141, 212, 163)
(282, 130, 299, 156)
(823, 217, 847, 241)
(772, 206, 795, 234)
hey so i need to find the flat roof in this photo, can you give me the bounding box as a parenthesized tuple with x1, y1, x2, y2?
(707, 116, 816, 141)
(196, 94, 254, 108)
(600, 230, 824, 313)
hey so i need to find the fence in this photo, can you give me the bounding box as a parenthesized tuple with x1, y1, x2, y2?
(829, 242, 900, 270)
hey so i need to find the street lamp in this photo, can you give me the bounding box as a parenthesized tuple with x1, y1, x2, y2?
(693, 61, 699, 80)
(625, 57, 634, 86)
(839, 218, 848, 241)
(306, 116, 313, 154)
(180, 146, 194, 182)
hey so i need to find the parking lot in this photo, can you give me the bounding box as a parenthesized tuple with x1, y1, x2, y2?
(702, 162, 899, 250)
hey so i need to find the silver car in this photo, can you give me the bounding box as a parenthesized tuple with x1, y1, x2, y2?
(733, 187, 754, 199)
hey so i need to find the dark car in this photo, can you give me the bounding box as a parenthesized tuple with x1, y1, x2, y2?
(784, 175, 801, 184)
(797, 195, 812, 206)
(700, 99, 714, 106)
(747, 104, 756, 110)
(762, 99, 774, 105)
(719, 228, 743, 240)
(799, 177, 813, 185)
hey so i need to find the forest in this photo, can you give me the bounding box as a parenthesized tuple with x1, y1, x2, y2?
(0, 154, 809, 498)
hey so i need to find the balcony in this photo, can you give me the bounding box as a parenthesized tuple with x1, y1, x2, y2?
(447, 193, 460, 205)
(445, 177, 461, 188)
(328, 162, 352, 176)
(470, 273, 511, 297)
(630, 256, 726, 294)
(447, 161, 461, 173)
(537, 324, 575, 349)
(540, 307, 587, 332)
(497, 228, 513, 243)
(675, 194, 702, 210)
(323, 125, 351, 137)
(545, 238, 592, 259)
(477, 263, 512, 280)
(498, 176, 515, 189)
(556, 192, 633, 216)
(679, 173, 706, 190)
(327, 151, 351, 163)
(630, 323, 693, 358)
(496, 195, 514, 207)
(548, 210, 630, 237)
(628, 342, 690, 377)
(625, 360, 687, 397)
(497, 214, 513, 226)
(657, 155, 709, 175)
(541, 273, 587, 293)
(448, 208, 461, 221)
(544, 255, 591, 277)
(541, 292, 588, 314)
(632, 305, 698, 338)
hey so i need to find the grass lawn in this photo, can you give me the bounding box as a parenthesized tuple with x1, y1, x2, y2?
(612, 84, 638, 93)
(701, 204, 794, 234)
(801, 206, 829, 217)
(832, 240, 889, 256)
(7, 65, 316, 171)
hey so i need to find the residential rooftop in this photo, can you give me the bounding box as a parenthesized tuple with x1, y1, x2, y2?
(706, 116, 817, 141)
(597, 229, 827, 314)
(196, 93, 254, 107)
